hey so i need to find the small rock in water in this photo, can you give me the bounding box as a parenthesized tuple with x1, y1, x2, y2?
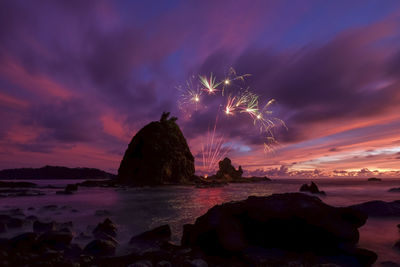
(299, 181, 326, 195)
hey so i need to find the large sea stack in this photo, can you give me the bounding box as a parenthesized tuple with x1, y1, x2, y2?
(117, 112, 195, 186)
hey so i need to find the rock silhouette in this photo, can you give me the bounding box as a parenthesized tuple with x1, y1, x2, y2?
(182, 193, 375, 266)
(215, 157, 243, 180)
(117, 112, 195, 186)
(299, 181, 326, 195)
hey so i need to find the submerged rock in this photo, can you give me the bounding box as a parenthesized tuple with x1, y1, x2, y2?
(299, 181, 326, 195)
(367, 177, 381, 181)
(182, 193, 374, 266)
(117, 112, 195, 186)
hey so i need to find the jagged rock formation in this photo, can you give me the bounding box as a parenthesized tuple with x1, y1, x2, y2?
(299, 181, 326, 195)
(117, 112, 195, 185)
(208, 157, 243, 181)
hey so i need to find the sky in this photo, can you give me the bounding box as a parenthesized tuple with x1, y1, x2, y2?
(1, 0, 400, 178)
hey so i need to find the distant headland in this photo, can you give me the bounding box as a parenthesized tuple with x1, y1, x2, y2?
(0, 165, 116, 180)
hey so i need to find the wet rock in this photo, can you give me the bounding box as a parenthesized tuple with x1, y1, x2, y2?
(189, 258, 208, 267)
(117, 112, 195, 186)
(367, 177, 381, 181)
(83, 239, 116, 257)
(33, 220, 57, 233)
(0, 222, 6, 233)
(182, 193, 373, 265)
(93, 218, 117, 238)
(349, 200, 400, 217)
(37, 230, 73, 250)
(129, 225, 171, 253)
(130, 225, 171, 245)
(0, 215, 24, 229)
(6, 217, 23, 228)
(9, 232, 38, 251)
(93, 231, 118, 246)
(156, 260, 172, 267)
(63, 243, 82, 259)
(129, 260, 153, 267)
(299, 181, 326, 195)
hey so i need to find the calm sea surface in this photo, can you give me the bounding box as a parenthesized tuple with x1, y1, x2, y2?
(1, 178, 400, 265)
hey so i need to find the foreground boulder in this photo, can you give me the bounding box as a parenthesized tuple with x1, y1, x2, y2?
(182, 193, 375, 266)
(117, 112, 195, 186)
(299, 181, 326, 195)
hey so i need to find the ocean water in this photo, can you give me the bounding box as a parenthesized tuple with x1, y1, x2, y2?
(1, 178, 400, 265)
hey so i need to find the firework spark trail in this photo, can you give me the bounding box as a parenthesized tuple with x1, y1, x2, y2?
(201, 115, 232, 174)
(177, 67, 286, 158)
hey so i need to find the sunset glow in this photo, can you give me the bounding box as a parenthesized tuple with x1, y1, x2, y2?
(0, 1, 400, 178)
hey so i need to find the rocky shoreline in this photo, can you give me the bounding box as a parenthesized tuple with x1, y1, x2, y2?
(0, 193, 384, 267)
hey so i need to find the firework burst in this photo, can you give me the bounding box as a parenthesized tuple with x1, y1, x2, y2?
(199, 73, 221, 95)
(177, 67, 286, 169)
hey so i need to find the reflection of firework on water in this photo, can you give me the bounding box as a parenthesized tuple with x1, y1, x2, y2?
(177, 67, 286, 155)
(201, 117, 232, 175)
